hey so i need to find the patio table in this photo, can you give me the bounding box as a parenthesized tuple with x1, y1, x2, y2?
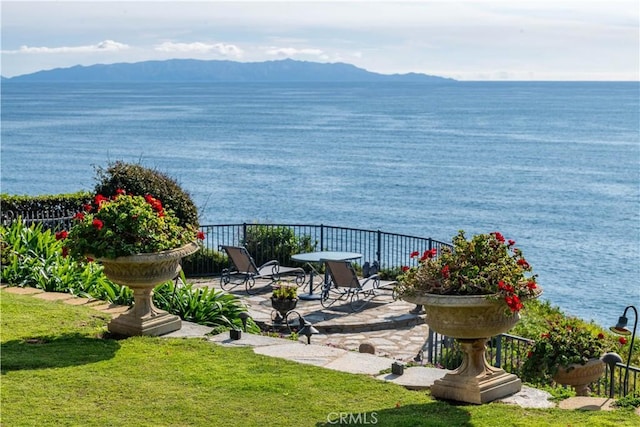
(292, 251, 362, 300)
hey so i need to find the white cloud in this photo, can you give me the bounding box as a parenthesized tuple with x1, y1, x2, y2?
(3, 40, 129, 54)
(265, 47, 325, 58)
(154, 42, 244, 57)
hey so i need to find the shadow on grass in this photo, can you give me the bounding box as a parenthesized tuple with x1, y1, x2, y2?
(315, 401, 472, 427)
(1, 333, 120, 373)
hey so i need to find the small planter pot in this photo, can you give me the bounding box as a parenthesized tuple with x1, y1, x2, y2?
(271, 297, 298, 323)
(553, 358, 605, 396)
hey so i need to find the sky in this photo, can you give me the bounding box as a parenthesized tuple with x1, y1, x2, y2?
(1, 0, 638, 81)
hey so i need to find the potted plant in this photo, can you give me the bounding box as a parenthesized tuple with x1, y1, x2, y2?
(396, 230, 542, 404)
(271, 282, 298, 323)
(58, 190, 204, 336)
(522, 316, 608, 396)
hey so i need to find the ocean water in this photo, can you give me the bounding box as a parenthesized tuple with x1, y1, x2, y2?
(1, 81, 639, 328)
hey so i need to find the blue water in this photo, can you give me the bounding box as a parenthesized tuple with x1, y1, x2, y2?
(1, 81, 639, 328)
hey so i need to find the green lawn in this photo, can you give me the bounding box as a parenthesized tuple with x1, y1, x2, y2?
(1, 290, 637, 427)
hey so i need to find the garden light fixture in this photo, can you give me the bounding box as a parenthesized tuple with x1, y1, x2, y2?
(601, 352, 623, 398)
(286, 310, 319, 344)
(238, 311, 250, 332)
(609, 305, 637, 396)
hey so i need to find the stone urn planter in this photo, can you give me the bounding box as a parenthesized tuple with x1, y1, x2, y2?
(404, 293, 531, 404)
(271, 297, 298, 323)
(552, 358, 605, 396)
(99, 241, 199, 337)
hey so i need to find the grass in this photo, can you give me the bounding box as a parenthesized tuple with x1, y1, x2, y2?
(1, 291, 638, 427)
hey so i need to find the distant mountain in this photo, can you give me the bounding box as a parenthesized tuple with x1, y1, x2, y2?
(3, 59, 454, 83)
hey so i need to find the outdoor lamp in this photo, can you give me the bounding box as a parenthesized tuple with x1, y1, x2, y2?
(286, 310, 319, 344)
(609, 305, 637, 395)
(238, 312, 251, 332)
(601, 352, 623, 398)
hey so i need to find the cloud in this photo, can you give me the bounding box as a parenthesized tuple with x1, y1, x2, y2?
(4, 40, 129, 54)
(154, 42, 244, 57)
(265, 47, 326, 58)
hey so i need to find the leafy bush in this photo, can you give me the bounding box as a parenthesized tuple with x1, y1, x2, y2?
(93, 161, 199, 228)
(0, 219, 109, 294)
(243, 225, 316, 266)
(154, 273, 258, 332)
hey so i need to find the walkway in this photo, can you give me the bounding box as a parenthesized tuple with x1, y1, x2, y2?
(4, 283, 634, 413)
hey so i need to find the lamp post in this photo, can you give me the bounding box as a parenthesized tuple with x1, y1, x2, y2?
(609, 305, 637, 396)
(601, 352, 623, 398)
(238, 312, 250, 332)
(286, 310, 319, 344)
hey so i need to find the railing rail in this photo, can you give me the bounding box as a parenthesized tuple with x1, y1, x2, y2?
(189, 223, 451, 276)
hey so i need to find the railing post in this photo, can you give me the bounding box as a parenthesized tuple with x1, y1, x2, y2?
(320, 224, 325, 251)
(376, 230, 381, 266)
(494, 335, 503, 368)
(427, 329, 435, 364)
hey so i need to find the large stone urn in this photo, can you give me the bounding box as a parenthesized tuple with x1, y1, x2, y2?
(553, 358, 605, 396)
(404, 293, 531, 404)
(99, 242, 199, 337)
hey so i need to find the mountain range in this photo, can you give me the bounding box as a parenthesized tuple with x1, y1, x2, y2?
(2, 58, 454, 83)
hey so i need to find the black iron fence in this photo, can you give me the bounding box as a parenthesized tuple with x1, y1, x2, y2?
(188, 223, 452, 276)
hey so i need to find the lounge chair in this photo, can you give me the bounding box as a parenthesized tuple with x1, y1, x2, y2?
(320, 259, 397, 312)
(219, 245, 306, 295)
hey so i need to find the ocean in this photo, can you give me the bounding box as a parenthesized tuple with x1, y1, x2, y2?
(1, 81, 639, 328)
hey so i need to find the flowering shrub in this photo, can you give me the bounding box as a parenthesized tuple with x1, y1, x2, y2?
(521, 315, 608, 384)
(59, 190, 204, 259)
(397, 230, 539, 312)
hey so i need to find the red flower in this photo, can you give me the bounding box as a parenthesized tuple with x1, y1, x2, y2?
(55, 230, 68, 240)
(420, 248, 437, 261)
(508, 239, 516, 246)
(597, 333, 605, 339)
(401, 266, 410, 272)
(73, 212, 85, 221)
(86, 257, 94, 263)
(410, 251, 420, 258)
(115, 188, 126, 195)
(197, 231, 205, 240)
(505, 295, 522, 312)
(94, 194, 109, 207)
(441, 265, 450, 279)
(83, 204, 93, 212)
(526, 280, 537, 290)
(517, 258, 530, 269)
(62, 247, 69, 258)
(92, 219, 104, 230)
(619, 336, 628, 345)
(527, 350, 533, 358)
(492, 232, 505, 243)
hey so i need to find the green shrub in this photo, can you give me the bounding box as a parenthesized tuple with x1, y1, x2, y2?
(243, 225, 316, 266)
(182, 247, 227, 276)
(93, 161, 199, 228)
(0, 219, 115, 297)
(154, 272, 258, 332)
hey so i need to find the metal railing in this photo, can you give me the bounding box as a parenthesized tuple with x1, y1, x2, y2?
(423, 331, 639, 398)
(187, 223, 452, 276)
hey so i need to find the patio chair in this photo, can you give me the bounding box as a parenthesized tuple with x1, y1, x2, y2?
(320, 259, 397, 312)
(219, 245, 306, 295)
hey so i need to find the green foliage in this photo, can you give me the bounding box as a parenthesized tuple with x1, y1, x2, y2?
(182, 247, 227, 276)
(64, 193, 199, 259)
(243, 224, 316, 266)
(0, 219, 110, 295)
(0, 192, 91, 221)
(93, 161, 199, 228)
(154, 273, 257, 332)
(614, 391, 640, 408)
(398, 230, 539, 313)
(271, 283, 298, 299)
(521, 315, 609, 384)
